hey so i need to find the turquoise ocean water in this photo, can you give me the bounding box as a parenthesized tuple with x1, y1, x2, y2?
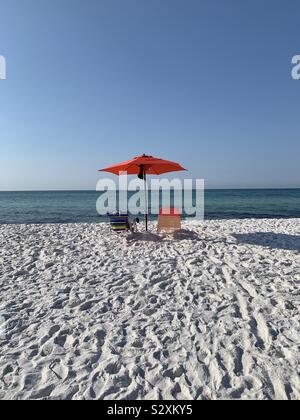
(0, 189, 299, 225)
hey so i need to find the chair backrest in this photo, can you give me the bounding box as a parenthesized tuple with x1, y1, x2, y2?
(157, 208, 181, 233)
(109, 214, 130, 232)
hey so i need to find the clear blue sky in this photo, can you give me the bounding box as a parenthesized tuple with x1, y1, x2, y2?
(0, 0, 299, 190)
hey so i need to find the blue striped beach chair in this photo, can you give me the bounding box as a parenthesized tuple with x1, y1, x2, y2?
(109, 213, 132, 233)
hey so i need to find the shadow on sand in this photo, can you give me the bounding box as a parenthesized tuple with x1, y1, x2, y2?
(126, 232, 162, 243)
(233, 232, 300, 251)
(126, 229, 201, 243)
(173, 229, 201, 241)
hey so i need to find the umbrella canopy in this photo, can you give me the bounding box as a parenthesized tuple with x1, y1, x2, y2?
(99, 154, 186, 231)
(99, 154, 186, 176)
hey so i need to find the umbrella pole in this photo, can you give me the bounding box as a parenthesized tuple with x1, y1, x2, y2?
(144, 170, 148, 232)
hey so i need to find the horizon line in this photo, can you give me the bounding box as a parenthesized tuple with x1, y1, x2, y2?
(0, 187, 300, 192)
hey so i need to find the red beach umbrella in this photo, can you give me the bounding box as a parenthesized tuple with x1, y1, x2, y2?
(99, 154, 186, 231)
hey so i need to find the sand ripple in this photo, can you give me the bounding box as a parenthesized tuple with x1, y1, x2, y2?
(0, 219, 299, 400)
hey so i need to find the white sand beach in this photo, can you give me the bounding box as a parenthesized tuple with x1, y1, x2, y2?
(0, 219, 299, 400)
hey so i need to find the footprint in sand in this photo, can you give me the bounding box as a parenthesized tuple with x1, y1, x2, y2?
(105, 362, 121, 375)
(94, 329, 107, 348)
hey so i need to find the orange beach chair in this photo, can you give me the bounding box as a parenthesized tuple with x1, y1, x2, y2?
(157, 208, 181, 233)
